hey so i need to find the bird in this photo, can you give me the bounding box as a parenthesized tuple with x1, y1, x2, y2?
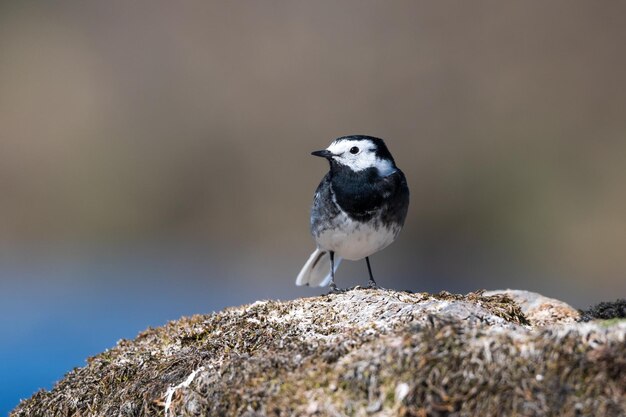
(296, 135, 409, 291)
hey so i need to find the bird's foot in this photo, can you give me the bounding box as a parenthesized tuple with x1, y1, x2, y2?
(350, 283, 383, 291)
(327, 283, 346, 294)
(367, 280, 379, 289)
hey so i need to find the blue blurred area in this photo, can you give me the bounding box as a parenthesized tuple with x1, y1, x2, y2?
(0, 246, 273, 415)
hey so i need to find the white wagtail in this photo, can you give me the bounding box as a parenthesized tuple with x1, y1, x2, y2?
(296, 135, 409, 291)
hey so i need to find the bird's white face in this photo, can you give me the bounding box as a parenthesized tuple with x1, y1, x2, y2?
(326, 139, 396, 176)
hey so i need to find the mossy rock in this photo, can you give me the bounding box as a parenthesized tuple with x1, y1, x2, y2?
(12, 289, 625, 417)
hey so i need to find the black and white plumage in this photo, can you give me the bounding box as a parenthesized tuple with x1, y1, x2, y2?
(296, 135, 409, 290)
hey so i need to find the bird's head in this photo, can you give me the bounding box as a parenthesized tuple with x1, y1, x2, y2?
(312, 135, 397, 176)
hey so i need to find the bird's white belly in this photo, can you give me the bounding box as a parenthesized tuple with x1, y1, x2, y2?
(315, 216, 399, 261)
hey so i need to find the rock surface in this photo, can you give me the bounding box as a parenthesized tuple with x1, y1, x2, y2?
(12, 289, 626, 417)
(483, 289, 581, 325)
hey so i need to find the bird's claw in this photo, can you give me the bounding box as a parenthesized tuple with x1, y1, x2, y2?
(328, 283, 345, 294)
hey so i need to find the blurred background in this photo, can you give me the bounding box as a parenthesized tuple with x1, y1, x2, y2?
(1, 1, 625, 414)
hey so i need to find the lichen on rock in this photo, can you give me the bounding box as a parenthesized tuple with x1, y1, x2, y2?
(11, 289, 626, 417)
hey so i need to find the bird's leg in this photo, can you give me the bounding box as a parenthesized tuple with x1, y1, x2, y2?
(366, 257, 378, 288)
(329, 251, 340, 292)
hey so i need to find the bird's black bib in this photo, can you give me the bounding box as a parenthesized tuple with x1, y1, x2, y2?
(330, 164, 408, 226)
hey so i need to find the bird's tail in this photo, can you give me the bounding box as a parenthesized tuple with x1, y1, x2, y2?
(295, 248, 342, 287)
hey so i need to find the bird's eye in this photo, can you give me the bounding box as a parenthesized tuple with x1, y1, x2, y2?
(349, 146, 359, 154)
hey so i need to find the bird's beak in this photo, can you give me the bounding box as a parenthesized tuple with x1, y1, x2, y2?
(311, 149, 334, 159)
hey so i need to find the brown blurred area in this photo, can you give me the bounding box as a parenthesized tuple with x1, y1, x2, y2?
(1, 1, 625, 302)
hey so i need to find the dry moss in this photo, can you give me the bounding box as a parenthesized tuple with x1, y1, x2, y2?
(12, 289, 625, 417)
(579, 299, 626, 322)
